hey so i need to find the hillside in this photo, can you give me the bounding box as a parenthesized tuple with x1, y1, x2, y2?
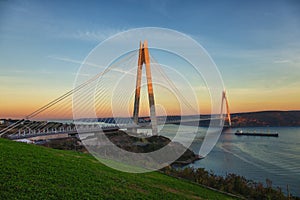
(0, 139, 237, 199)
(231, 110, 300, 127)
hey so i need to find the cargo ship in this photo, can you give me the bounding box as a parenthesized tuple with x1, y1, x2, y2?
(235, 130, 279, 137)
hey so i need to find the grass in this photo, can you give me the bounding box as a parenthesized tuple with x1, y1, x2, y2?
(0, 138, 238, 199)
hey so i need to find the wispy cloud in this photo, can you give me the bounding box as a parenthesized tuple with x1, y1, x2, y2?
(273, 59, 292, 64)
(48, 55, 136, 76)
(48, 55, 105, 68)
(2, 68, 55, 75)
(63, 28, 128, 42)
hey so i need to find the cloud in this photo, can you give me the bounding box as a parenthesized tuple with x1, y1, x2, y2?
(2, 68, 54, 75)
(48, 55, 136, 76)
(273, 59, 292, 64)
(274, 59, 293, 64)
(65, 28, 128, 42)
(48, 55, 104, 68)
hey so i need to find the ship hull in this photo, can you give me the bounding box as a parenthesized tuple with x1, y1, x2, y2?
(235, 132, 278, 137)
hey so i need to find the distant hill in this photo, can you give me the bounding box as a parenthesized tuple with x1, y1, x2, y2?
(231, 110, 300, 127)
(0, 139, 236, 199)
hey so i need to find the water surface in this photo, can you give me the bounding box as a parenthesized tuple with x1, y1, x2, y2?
(188, 127, 300, 196)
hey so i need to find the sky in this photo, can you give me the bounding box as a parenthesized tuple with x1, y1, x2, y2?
(0, 0, 300, 119)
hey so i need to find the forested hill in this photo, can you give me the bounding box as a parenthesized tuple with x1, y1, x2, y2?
(230, 110, 300, 127)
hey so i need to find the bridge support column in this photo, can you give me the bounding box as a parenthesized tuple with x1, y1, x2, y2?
(133, 41, 158, 135)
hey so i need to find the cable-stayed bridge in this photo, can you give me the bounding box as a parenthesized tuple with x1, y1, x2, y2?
(0, 41, 231, 140)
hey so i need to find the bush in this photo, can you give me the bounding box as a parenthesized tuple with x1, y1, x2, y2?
(161, 167, 296, 200)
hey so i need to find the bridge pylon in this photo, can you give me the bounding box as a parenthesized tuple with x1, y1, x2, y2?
(132, 41, 158, 135)
(220, 90, 231, 127)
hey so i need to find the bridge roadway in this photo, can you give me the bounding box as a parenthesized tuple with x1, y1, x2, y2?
(9, 126, 119, 140)
(8, 117, 222, 140)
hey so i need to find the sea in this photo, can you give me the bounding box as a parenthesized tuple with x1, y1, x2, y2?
(184, 126, 300, 196)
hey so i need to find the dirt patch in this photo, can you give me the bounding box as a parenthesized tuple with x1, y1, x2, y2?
(154, 184, 203, 200)
(127, 183, 149, 194)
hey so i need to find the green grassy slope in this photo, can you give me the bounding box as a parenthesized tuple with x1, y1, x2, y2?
(0, 139, 237, 199)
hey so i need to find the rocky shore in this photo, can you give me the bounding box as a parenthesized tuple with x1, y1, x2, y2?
(39, 130, 201, 166)
(103, 130, 201, 166)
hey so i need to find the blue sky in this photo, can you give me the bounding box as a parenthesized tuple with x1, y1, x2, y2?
(0, 0, 300, 117)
